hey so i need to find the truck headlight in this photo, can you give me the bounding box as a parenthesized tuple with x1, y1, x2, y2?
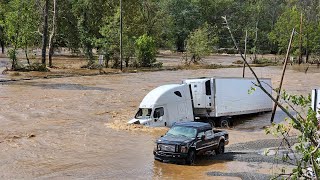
(155, 144, 160, 151)
(180, 145, 188, 153)
(154, 144, 160, 151)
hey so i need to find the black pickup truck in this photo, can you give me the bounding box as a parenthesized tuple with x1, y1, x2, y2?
(153, 122, 229, 165)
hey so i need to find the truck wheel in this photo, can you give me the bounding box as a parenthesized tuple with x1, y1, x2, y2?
(209, 121, 215, 127)
(220, 119, 229, 128)
(215, 141, 225, 155)
(186, 150, 196, 165)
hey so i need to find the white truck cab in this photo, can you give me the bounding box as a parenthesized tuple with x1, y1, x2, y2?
(128, 84, 194, 127)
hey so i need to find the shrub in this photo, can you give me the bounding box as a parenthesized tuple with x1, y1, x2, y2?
(135, 34, 157, 67)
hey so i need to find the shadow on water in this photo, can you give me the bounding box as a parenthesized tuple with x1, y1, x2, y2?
(16, 82, 112, 91)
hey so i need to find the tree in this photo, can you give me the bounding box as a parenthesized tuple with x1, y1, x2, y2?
(5, 0, 40, 69)
(135, 34, 157, 67)
(41, 0, 49, 65)
(269, 6, 301, 54)
(71, 0, 110, 65)
(163, 0, 201, 51)
(185, 23, 217, 64)
(48, 0, 57, 67)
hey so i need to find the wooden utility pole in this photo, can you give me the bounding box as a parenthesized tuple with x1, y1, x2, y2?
(298, 12, 303, 64)
(243, 30, 247, 78)
(120, 0, 123, 71)
(270, 28, 295, 123)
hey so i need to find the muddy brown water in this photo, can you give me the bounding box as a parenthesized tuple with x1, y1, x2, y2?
(0, 66, 319, 179)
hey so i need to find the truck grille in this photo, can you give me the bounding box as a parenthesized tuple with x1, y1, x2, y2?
(159, 144, 176, 152)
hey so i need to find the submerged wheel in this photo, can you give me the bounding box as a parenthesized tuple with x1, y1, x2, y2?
(215, 141, 225, 155)
(186, 150, 196, 165)
(209, 121, 215, 127)
(220, 119, 229, 128)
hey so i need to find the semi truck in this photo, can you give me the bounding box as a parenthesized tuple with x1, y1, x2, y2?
(128, 77, 273, 127)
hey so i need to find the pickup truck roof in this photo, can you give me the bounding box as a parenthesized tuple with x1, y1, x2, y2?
(173, 122, 211, 131)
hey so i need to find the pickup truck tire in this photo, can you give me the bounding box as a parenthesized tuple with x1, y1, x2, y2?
(186, 150, 195, 165)
(215, 141, 225, 155)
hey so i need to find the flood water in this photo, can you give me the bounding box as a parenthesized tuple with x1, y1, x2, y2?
(0, 66, 319, 179)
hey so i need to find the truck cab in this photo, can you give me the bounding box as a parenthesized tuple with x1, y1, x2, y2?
(128, 84, 194, 127)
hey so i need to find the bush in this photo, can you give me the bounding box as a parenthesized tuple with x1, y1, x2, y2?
(135, 34, 157, 67)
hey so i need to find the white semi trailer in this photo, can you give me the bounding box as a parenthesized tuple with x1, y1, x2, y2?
(128, 77, 273, 127)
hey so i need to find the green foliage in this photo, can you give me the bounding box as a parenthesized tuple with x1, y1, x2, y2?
(135, 34, 157, 67)
(185, 23, 217, 64)
(1, 0, 320, 68)
(266, 92, 320, 179)
(4, 0, 40, 69)
(269, 6, 301, 54)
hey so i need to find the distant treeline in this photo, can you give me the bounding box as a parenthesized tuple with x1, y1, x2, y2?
(0, 0, 319, 67)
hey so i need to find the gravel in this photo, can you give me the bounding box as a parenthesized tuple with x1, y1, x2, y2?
(206, 138, 298, 179)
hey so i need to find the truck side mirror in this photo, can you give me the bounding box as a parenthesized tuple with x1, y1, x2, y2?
(201, 135, 205, 141)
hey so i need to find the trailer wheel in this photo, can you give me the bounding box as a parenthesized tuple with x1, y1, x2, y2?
(220, 119, 229, 128)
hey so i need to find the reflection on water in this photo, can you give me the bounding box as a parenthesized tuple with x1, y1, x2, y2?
(0, 66, 318, 179)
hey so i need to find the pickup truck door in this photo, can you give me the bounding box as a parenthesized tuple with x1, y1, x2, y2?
(196, 130, 215, 152)
(212, 131, 221, 148)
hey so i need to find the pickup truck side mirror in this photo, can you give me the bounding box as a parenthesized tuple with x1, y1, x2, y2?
(201, 135, 205, 141)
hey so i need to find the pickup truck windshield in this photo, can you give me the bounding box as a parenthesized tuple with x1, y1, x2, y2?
(167, 126, 197, 138)
(135, 108, 152, 119)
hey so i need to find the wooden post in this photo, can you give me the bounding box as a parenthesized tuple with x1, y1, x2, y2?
(270, 28, 295, 123)
(298, 12, 303, 64)
(243, 30, 247, 78)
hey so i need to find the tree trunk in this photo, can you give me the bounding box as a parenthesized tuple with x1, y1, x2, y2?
(0, 26, 4, 54)
(41, 0, 49, 65)
(306, 33, 309, 64)
(253, 21, 258, 63)
(298, 13, 303, 64)
(0, 41, 4, 54)
(48, 0, 57, 67)
(25, 44, 30, 65)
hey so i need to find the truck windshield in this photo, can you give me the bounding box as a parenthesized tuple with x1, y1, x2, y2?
(135, 108, 152, 119)
(166, 126, 197, 138)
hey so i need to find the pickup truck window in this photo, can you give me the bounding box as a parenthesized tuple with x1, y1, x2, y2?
(135, 108, 152, 119)
(205, 130, 213, 137)
(197, 131, 205, 138)
(154, 107, 164, 118)
(167, 126, 197, 138)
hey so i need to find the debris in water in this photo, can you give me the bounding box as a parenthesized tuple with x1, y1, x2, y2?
(28, 134, 36, 138)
